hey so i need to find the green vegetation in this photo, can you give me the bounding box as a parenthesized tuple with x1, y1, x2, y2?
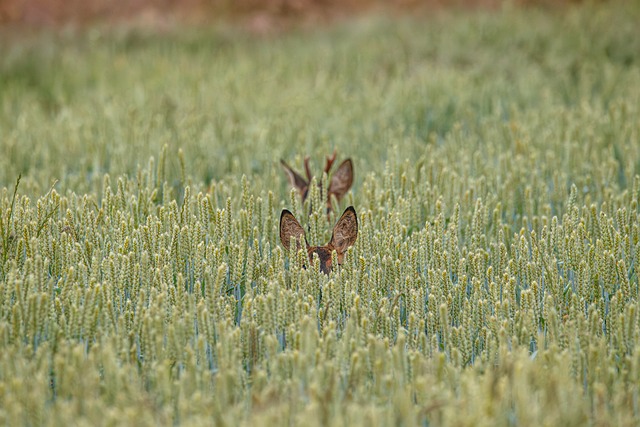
(1, 2, 640, 425)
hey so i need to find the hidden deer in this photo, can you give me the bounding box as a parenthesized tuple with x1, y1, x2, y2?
(280, 151, 353, 214)
(280, 206, 358, 274)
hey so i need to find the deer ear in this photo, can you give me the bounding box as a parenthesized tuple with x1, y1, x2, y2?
(328, 159, 353, 201)
(280, 209, 307, 252)
(329, 206, 358, 255)
(281, 159, 309, 197)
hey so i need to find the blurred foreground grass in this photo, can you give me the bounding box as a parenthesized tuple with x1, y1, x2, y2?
(1, 1, 640, 425)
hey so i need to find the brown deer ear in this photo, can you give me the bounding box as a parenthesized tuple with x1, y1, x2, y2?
(280, 209, 307, 252)
(329, 206, 358, 256)
(328, 159, 353, 201)
(281, 159, 309, 198)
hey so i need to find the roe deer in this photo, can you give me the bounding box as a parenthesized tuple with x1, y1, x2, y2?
(280, 151, 353, 214)
(280, 206, 358, 274)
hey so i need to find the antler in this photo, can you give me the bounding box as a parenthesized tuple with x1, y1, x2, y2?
(303, 156, 312, 183)
(324, 150, 337, 174)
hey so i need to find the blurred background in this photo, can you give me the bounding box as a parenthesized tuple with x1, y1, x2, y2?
(1, 0, 585, 31)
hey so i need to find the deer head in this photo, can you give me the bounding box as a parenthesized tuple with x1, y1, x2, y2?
(280, 206, 358, 274)
(280, 151, 354, 214)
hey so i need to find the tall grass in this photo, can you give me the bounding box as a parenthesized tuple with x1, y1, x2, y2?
(1, 2, 640, 425)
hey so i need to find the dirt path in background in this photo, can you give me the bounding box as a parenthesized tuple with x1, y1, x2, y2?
(1, 0, 581, 32)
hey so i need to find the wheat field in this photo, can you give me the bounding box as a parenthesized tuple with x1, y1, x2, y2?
(1, 2, 640, 425)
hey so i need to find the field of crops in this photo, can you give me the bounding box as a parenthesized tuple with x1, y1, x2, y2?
(1, 1, 640, 425)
